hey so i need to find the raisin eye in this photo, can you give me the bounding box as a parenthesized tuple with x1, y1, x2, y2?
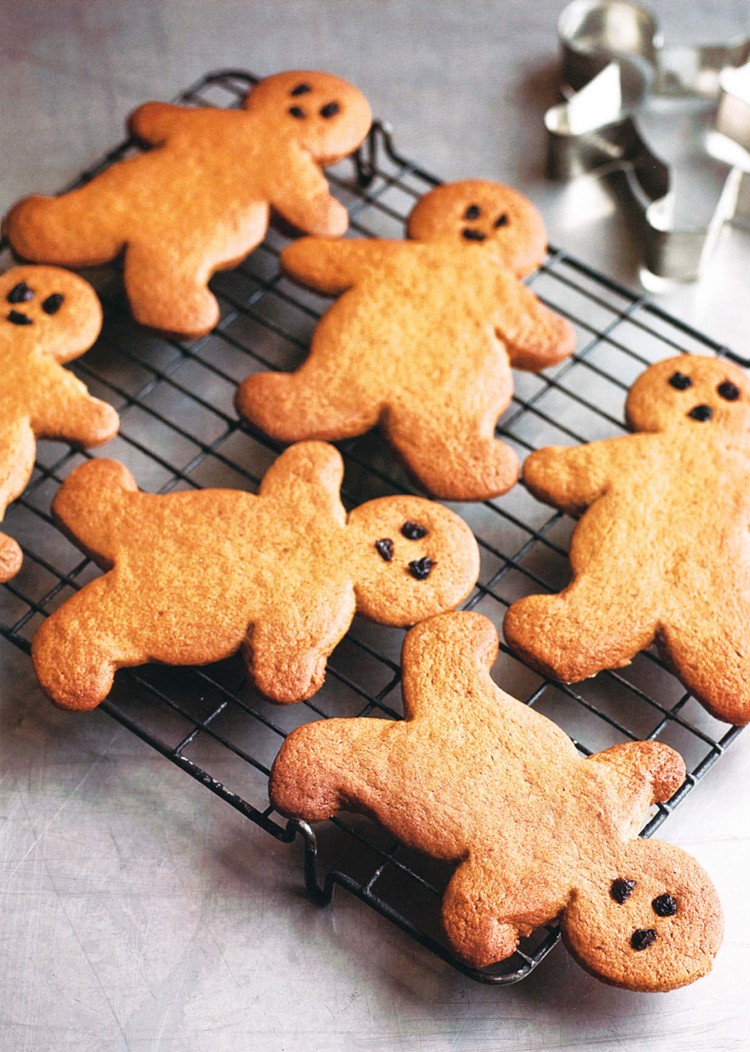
(462, 228, 486, 242)
(42, 293, 64, 315)
(320, 102, 340, 118)
(610, 877, 636, 904)
(375, 538, 394, 562)
(290, 83, 312, 96)
(7, 281, 33, 304)
(288, 106, 306, 119)
(717, 380, 740, 401)
(464, 204, 481, 221)
(408, 557, 433, 580)
(668, 371, 692, 391)
(494, 213, 509, 228)
(401, 521, 427, 540)
(688, 404, 712, 422)
(652, 893, 678, 917)
(631, 928, 657, 951)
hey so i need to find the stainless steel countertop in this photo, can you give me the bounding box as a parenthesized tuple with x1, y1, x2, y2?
(1, 2, 749, 1049)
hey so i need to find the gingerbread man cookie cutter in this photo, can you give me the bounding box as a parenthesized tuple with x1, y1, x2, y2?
(545, 0, 750, 281)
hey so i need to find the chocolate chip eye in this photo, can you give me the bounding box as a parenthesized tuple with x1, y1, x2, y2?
(717, 380, 740, 401)
(408, 556, 433, 580)
(375, 538, 394, 562)
(610, 877, 636, 904)
(290, 83, 312, 97)
(42, 293, 64, 315)
(463, 204, 481, 221)
(288, 106, 306, 119)
(688, 404, 713, 422)
(631, 928, 657, 951)
(7, 281, 33, 304)
(462, 228, 486, 242)
(320, 101, 340, 118)
(401, 521, 428, 541)
(7, 310, 32, 326)
(494, 213, 509, 228)
(668, 370, 692, 391)
(652, 893, 678, 917)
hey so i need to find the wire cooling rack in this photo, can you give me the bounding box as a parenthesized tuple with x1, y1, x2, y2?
(1, 69, 746, 986)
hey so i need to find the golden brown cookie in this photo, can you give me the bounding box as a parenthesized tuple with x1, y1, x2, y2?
(32, 441, 479, 710)
(504, 354, 750, 725)
(236, 179, 575, 501)
(0, 265, 118, 583)
(5, 71, 372, 338)
(270, 611, 723, 991)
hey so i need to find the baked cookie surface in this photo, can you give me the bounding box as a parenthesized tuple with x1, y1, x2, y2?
(270, 611, 722, 991)
(237, 180, 575, 501)
(504, 354, 750, 725)
(0, 265, 118, 583)
(32, 441, 479, 710)
(5, 71, 372, 337)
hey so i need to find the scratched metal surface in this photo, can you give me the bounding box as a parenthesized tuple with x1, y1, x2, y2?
(0, 2, 749, 1051)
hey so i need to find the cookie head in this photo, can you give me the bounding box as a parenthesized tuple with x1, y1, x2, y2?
(562, 840, 723, 991)
(347, 496, 479, 626)
(626, 355, 750, 434)
(243, 70, 372, 165)
(0, 265, 102, 361)
(407, 180, 548, 278)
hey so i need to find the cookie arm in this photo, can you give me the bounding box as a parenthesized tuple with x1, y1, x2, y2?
(587, 741, 686, 834)
(522, 438, 626, 514)
(245, 590, 356, 704)
(281, 237, 402, 294)
(493, 275, 575, 371)
(127, 102, 195, 146)
(270, 150, 350, 237)
(258, 441, 346, 520)
(29, 365, 119, 447)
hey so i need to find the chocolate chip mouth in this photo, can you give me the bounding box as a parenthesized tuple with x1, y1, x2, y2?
(375, 538, 394, 562)
(290, 83, 311, 97)
(631, 928, 657, 951)
(687, 404, 712, 422)
(652, 893, 678, 917)
(462, 228, 486, 242)
(7, 309, 32, 326)
(408, 556, 433, 580)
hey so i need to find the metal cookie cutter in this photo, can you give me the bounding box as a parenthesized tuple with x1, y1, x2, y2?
(545, 0, 750, 282)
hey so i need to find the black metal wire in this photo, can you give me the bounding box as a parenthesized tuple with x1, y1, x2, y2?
(0, 69, 744, 987)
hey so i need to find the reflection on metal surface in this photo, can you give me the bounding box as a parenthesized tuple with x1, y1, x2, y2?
(545, 0, 750, 281)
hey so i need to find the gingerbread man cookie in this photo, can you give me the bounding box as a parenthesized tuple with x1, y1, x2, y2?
(32, 441, 479, 711)
(0, 265, 118, 583)
(504, 354, 750, 726)
(271, 611, 723, 991)
(237, 180, 575, 501)
(5, 71, 372, 338)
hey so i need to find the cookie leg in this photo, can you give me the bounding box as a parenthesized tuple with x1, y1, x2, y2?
(236, 369, 379, 441)
(441, 862, 521, 968)
(384, 406, 519, 501)
(504, 585, 658, 683)
(659, 618, 750, 725)
(123, 243, 220, 337)
(6, 191, 124, 265)
(31, 576, 145, 710)
(0, 420, 37, 582)
(270, 717, 385, 820)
